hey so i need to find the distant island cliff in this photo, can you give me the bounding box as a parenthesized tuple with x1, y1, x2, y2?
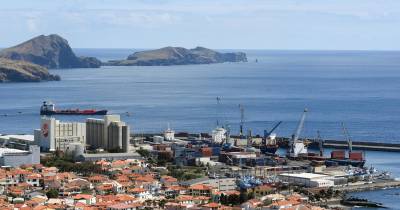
(105, 46, 247, 66)
(0, 34, 101, 69)
(0, 58, 60, 83)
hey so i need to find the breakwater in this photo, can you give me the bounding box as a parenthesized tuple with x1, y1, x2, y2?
(132, 133, 400, 152)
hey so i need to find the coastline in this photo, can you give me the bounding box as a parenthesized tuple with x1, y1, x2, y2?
(334, 180, 400, 193)
(317, 181, 400, 209)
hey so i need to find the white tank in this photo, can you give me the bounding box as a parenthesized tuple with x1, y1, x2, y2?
(153, 136, 164, 143)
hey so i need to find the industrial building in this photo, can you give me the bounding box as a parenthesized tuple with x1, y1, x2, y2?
(86, 115, 130, 152)
(181, 177, 237, 191)
(0, 145, 40, 167)
(34, 117, 86, 152)
(75, 152, 142, 162)
(278, 173, 334, 188)
(0, 134, 35, 150)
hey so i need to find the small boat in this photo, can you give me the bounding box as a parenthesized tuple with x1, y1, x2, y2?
(40, 101, 107, 116)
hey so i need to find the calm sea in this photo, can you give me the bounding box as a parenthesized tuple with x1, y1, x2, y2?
(2, 49, 400, 142)
(1, 49, 400, 208)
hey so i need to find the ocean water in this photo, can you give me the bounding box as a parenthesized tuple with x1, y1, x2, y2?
(351, 188, 400, 210)
(1, 49, 400, 143)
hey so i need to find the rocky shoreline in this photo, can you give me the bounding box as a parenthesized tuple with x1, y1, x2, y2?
(0, 58, 60, 83)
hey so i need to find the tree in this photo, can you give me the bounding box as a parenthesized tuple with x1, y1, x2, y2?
(137, 148, 151, 158)
(220, 194, 227, 205)
(229, 194, 241, 205)
(159, 199, 167, 208)
(46, 189, 59, 198)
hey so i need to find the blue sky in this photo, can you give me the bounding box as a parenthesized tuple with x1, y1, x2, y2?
(1, 0, 400, 50)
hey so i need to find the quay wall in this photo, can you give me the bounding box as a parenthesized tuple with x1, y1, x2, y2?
(131, 133, 400, 152)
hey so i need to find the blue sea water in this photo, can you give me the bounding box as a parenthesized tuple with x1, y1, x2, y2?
(351, 188, 400, 210)
(1, 49, 400, 143)
(1, 49, 400, 208)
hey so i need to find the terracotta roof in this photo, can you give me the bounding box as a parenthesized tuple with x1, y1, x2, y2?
(73, 194, 93, 200)
(107, 202, 141, 209)
(27, 173, 42, 179)
(194, 196, 210, 200)
(128, 188, 146, 193)
(134, 175, 155, 182)
(202, 202, 220, 208)
(213, 190, 240, 196)
(97, 195, 118, 202)
(189, 184, 212, 191)
(88, 175, 108, 182)
(176, 195, 194, 202)
(116, 194, 137, 202)
(166, 185, 185, 191)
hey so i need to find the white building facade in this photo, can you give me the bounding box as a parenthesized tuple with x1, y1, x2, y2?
(34, 117, 86, 152)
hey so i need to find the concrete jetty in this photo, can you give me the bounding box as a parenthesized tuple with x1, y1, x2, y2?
(131, 133, 400, 152)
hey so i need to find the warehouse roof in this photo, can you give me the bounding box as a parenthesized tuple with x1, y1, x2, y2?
(0, 148, 27, 157)
(279, 173, 330, 179)
(0, 134, 34, 142)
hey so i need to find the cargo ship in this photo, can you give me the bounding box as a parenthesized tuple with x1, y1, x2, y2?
(325, 150, 366, 167)
(325, 123, 366, 168)
(260, 133, 279, 155)
(40, 101, 107, 116)
(260, 122, 282, 155)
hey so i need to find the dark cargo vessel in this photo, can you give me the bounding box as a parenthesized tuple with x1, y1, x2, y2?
(40, 101, 107, 116)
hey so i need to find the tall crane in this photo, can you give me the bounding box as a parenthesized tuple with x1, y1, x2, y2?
(288, 108, 308, 157)
(341, 122, 352, 152)
(239, 104, 245, 138)
(216, 97, 221, 127)
(317, 130, 324, 156)
(247, 129, 252, 147)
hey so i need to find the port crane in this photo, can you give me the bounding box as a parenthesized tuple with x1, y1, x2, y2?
(317, 130, 324, 156)
(216, 97, 221, 127)
(341, 122, 352, 152)
(288, 109, 308, 158)
(263, 121, 282, 145)
(239, 104, 245, 138)
(247, 129, 252, 147)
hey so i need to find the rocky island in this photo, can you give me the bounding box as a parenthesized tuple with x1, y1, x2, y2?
(0, 58, 60, 83)
(0, 34, 101, 69)
(105, 46, 247, 66)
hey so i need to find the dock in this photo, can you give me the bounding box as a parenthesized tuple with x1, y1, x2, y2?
(319, 139, 400, 152)
(334, 180, 400, 192)
(131, 133, 400, 152)
(276, 137, 400, 152)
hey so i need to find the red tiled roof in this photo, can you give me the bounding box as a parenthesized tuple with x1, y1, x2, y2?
(189, 184, 212, 191)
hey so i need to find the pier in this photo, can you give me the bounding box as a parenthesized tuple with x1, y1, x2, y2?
(132, 133, 400, 152)
(318, 139, 400, 152)
(334, 180, 400, 192)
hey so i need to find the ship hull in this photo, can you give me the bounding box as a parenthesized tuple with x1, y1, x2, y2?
(260, 145, 278, 155)
(40, 110, 108, 116)
(325, 159, 366, 168)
